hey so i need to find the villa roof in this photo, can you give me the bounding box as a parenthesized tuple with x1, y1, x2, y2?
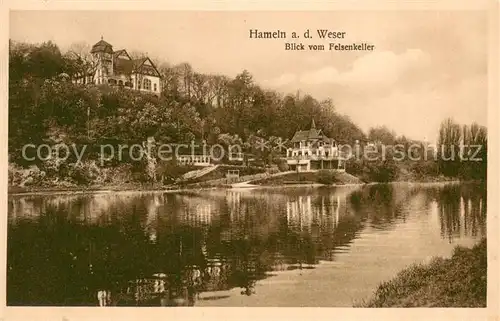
(90, 38, 161, 78)
(113, 57, 159, 76)
(290, 119, 337, 143)
(291, 128, 332, 142)
(133, 57, 149, 67)
(90, 39, 113, 54)
(113, 49, 131, 60)
(113, 58, 134, 74)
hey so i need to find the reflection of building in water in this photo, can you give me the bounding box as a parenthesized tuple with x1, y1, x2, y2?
(8, 197, 37, 222)
(123, 276, 170, 304)
(176, 196, 213, 226)
(269, 253, 289, 271)
(225, 191, 247, 222)
(226, 191, 240, 214)
(116, 255, 228, 305)
(145, 194, 165, 242)
(286, 195, 341, 231)
(205, 257, 223, 282)
(286, 196, 313, 230)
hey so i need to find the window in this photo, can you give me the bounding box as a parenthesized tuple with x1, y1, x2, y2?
(154, 83, 157, 92)
(143, 78, 151, 90)
(118, 80, 123, 86)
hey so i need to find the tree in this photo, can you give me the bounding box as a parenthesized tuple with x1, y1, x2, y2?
(368, 126, 397, 146)
(437, 118, 462, 177)
(66, 42, 97, 83)
(460, 123, 487, 179)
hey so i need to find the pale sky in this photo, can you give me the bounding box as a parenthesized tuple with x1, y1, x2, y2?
(9, 10, 488, 142)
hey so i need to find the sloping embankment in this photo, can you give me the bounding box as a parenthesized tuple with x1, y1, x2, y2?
(334, 171, 364, 184)
(359, 239, 487, 307)
(181, 166, 286, 188)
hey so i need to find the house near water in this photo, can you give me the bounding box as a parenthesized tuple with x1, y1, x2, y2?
(286, 120, 347, 172)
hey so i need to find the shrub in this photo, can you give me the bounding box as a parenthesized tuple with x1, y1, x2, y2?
(410, 160, 438, 179)
(9, 164, 47, 187)
(277, 160, 289, 172)
(67, 161, 100, 186)
(368, 160, 399, 182)
(346, 159, 364, 176)
(346, 158, 399, 183)
(266, 165, 280, 175)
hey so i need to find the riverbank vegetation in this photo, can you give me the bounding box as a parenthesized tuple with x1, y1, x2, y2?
(8, 40, 487, 190)
(359, 238, 487, 307)
(346, 121, 487, 183)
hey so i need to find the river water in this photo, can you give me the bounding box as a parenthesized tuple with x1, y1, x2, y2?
(7, 182, 486, 306)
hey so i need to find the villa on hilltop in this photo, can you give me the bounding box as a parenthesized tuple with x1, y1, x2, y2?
(73, 37, 161, 95)
(286, 120, 347, 172)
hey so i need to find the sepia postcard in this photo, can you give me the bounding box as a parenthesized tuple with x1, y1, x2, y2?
(1, 0, 499, 320)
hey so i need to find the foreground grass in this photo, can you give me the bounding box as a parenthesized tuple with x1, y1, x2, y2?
(359, 239, 487, 307)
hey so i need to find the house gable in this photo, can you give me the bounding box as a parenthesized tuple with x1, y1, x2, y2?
(133, 57, 161, 78)
(87, 38, 162, 94)
(113, 49, 132, 61)
(290, 129, 327, 143)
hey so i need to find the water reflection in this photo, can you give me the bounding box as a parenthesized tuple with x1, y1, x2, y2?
(7, 183, 486, 306)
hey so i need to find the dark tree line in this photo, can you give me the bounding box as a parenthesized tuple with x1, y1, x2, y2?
(437, 118, 487, 179)
(8, 40, 487, 184)
(9, 40, 365, 163)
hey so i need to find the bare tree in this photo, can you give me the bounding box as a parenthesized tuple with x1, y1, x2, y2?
(159, 63, 182, 96)
(174, 62, 193, 99)
(65, 42, 97, 84)
(191, 72, 214, 104)
(210, 75, 230, 108)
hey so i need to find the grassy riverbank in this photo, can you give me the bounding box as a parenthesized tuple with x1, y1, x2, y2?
(359, 238, 487, 307)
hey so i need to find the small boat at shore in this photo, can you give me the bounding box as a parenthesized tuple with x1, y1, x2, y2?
(230, 181, 259, 189)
